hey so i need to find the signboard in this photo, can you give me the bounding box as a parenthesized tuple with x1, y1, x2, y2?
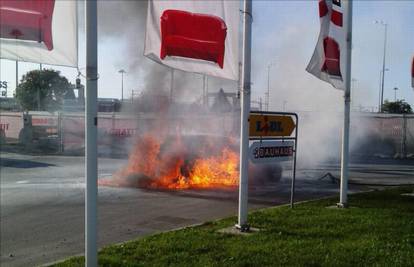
(0, 81, 8, 97)
(32, 117, 58, 127)
(249, 113, 295, 138)
(249, 140, 294, 163)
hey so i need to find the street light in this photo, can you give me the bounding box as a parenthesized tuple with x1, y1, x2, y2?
(378, 68, 389, 112)
(266, 61, 276, 111)
(374, 20, 388, 113)
(393, 87, 398, 102)
(118, 69, 126, 102)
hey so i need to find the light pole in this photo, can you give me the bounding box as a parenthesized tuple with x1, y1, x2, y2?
(374, 20, 388, 113)
(378, 68, 389, 112)
(266, 61, 276, 111)
(393, 87, 398, 102)
(118, 69, 126, 102)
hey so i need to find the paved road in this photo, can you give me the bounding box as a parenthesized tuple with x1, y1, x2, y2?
(1, 152, 413, 266)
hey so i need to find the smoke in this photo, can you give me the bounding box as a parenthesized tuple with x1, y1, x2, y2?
(96, 0, 237, 102)
(250, 9, 383, 167)
(94, 0, 340, 169)
(92, 1, 393, 174)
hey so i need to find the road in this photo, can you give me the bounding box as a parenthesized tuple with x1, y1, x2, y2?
(1, 152, 413, 267)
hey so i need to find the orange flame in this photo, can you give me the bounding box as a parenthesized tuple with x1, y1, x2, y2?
(104, 134, 239, 190)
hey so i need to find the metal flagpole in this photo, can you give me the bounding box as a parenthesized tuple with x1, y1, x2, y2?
(338, 0, 353, 208)
(170, 68, 174, 102)
(202, 75, 206, 106)
(15, 60, 18, 92)
(236, 0, 252, 231)
(85, 0, 98, 266)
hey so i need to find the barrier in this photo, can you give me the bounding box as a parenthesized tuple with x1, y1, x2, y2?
(0, 111, 413, 158)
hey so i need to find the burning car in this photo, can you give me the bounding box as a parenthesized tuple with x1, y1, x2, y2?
(100, 133, 282, 190)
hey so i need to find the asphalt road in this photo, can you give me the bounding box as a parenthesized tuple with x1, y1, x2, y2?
(1, 152, 413, 267)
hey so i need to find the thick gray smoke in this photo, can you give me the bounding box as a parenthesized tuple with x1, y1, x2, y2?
(96, 0, 237, 102)
(250, 8, 381, 167)
(93, 1, 387, 171)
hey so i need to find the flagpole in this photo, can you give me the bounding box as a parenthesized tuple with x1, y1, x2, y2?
(170, 68, 174, 102)
(85, 0, 98, 266)
(15, 60, 18, 93)
(338, 0, 353, 208)
(237, 0, 252, 231)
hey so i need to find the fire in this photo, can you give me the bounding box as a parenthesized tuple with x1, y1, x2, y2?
(188, 148, 239, 188)
(102, 133, 239, 190)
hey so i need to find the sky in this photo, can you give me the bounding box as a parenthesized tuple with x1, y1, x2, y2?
(0, 0, 413, 112)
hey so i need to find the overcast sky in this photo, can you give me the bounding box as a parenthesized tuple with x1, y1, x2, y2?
(1, 0, 413, 112)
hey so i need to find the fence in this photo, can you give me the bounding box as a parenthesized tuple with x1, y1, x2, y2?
(0, 111, 413, 158)
(0, 111, 238, 156)
(353, 113, 414, 158)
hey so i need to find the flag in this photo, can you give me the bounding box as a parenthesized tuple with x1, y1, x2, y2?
(0, 0, 77, 67)
(144, 0, 240, 81)
(306, 0, 350, 90)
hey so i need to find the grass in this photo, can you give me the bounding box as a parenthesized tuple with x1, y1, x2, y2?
(53, 187, 414, 267)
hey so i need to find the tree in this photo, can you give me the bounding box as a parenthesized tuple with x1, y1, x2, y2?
(382, 100, 413, 114)
(15, 69, 75, 111)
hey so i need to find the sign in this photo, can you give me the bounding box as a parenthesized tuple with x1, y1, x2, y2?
(249, 140, 294, 163)
(32, 117, 58, 127)
(249, 114, 295, 138)
(0, 81, 7, 97)
(0, 81, 7, 89)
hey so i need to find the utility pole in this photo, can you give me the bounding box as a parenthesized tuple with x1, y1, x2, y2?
(393, 87, 398, 102)
(237, 0, 252, 232)
(118, 69, 126, 102)
(266, 62, 276, 111)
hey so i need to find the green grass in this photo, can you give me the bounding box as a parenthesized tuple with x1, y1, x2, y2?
(53, 187, 414, 267)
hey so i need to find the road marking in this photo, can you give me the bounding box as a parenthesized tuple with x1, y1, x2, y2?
(16, 180, 29, 184)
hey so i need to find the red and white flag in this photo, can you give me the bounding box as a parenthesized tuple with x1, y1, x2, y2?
(144, 0, 240, 81)
(0, 0, 77, 67)
(307, 0, 350, 90)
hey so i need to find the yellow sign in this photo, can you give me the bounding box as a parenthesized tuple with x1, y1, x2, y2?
(249, 114, 295, 138)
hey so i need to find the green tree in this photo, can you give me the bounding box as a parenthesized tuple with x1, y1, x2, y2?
(382, 100, 413, 114)
(15, 69, 75, 111)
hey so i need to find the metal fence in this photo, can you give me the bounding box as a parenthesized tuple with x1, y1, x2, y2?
(1, 111, 413, 158)
(355, 113, 414, 158)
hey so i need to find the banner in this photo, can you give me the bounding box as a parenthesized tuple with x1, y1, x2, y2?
(144, 0, 240, 81)
(0, 0, 78, 67)
(306, 0, 349, 90)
